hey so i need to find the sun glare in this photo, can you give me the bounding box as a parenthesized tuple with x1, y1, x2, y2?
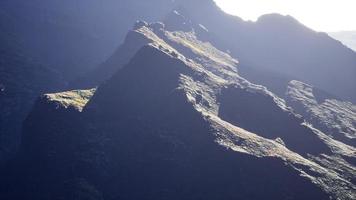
(214, 0, 356, 32)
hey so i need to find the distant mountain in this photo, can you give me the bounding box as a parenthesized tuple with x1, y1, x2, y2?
(329, 31, 356, 52)
(2, 19, 355, 200)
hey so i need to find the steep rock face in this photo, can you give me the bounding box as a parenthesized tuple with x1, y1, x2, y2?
(167, 2, 356, 103)
(286, 80, 356, 146)
(9, 22, 355, 200)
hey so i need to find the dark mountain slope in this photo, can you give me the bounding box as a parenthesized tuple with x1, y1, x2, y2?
(5, 22, 355, 200)
(168, 1, 356, 103)
(0, 29, 66, 165)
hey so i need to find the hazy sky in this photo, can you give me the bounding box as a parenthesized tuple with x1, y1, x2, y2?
(214, 0, 356, 32)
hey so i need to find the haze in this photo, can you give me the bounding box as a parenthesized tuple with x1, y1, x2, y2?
(214, 0, 356, 32)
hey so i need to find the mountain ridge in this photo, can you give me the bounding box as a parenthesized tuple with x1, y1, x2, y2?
(4, 20, 354, 200)
(167, 4, 356, 103)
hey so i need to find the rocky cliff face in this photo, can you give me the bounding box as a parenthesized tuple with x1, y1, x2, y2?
(4, 21, 354, 200)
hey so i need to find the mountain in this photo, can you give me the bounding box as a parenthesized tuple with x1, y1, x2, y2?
(70, 3, 356, 153)
(329, 31, 356, 52)
(72, 0, 356, 102)
(0, 0, 355, 199)
(2, 20, 355, 200)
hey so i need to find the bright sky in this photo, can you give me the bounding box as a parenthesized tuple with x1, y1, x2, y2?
(214, 0, 356, 32)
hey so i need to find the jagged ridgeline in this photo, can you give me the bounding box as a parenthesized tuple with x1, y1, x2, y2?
(1, 18, 354, 200)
